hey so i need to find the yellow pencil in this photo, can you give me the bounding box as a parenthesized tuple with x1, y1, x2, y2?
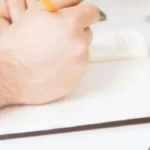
(40, 0, 57, 12)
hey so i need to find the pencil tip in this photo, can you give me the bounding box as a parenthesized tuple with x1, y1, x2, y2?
(100, 10, 107, 21)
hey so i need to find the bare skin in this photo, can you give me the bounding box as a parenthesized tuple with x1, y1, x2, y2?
(0, 0, 82, 34)
(0, 0, 105, 107)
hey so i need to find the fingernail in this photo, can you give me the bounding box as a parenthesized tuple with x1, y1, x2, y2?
(99, 10, 107, 21)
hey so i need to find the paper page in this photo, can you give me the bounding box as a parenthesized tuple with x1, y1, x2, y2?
(0, 58, 150, 135)
(89, 29, 148, 63)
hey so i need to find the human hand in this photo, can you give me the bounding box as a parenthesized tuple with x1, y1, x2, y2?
(0, 2, 106, 106)
(0, 0, 82, 34)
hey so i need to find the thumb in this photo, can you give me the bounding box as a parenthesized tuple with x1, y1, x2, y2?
(35, 0, 82, 11)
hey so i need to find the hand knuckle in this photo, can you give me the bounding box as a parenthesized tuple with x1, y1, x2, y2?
(73, 42, 87, 58)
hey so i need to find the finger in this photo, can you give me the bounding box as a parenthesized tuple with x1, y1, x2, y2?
(61, 4, 106, 28)
(0, 17, 10, 35)
(84, 27, 93, 45)
(26, 0, 36, 7)
(7, 0, 26, 22)
(36, 0, 82, 11)
(0, 0, 10, 20)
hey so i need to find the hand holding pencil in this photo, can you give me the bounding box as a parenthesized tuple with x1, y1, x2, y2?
(0, 0, 82, 33)
(0, 0, 106, 107)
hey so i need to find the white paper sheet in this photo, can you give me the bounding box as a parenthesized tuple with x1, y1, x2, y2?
(0, 58, 150, 135)
(89, 29, 148, 62)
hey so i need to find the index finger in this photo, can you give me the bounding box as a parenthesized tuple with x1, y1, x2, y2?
(61, 4, 106, 28)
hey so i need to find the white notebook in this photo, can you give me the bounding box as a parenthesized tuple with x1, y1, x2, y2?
(0, 29, 150, 136)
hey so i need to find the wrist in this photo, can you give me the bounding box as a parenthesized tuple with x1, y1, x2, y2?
(0, 50, 27, 107)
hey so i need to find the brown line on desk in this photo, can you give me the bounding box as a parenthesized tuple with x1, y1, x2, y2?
(0, 117, 150, 140)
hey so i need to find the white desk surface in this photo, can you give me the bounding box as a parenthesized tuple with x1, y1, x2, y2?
(1, 0, 150, 149)
(1, 124, 150, 150)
